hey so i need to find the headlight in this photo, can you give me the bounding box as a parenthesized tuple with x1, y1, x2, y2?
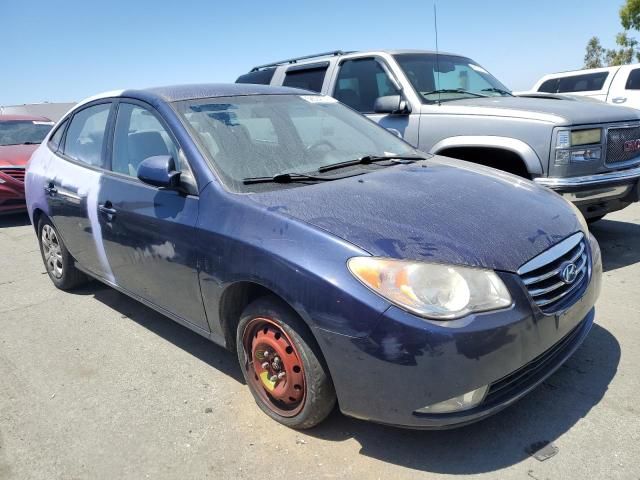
(555, 129, 603, 165)
(348, 258, 512, 320)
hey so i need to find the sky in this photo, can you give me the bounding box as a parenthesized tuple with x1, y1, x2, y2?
(1, 0, 624, 105)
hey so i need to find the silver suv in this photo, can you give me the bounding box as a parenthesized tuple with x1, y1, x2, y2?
(237, 49, 640, 221)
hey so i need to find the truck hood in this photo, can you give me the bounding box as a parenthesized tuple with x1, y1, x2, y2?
(248, 157, 583, 273)
(423, 96, 640, 126)
(0, 144, 38, 167)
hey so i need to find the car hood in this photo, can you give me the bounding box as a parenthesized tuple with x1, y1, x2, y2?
(247, 158, 583, 273)
(0, 144, 38, 167)
(425, 96, 640, 126)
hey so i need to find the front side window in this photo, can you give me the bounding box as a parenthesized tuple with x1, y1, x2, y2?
(64, 103, 111, 167)
(334, 58, 399, 112)
(556, 72, 608, 93)
(282, 66, 327, 93)
(626, 68, 640, 90)
(236, 68, 277, 85)
(394, 53, 511, 103)
(0, 119, 54, 146)
(112, 103, 180, 177)
(175, 94, 416, 191)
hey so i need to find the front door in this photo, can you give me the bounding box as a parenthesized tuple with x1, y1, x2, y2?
(97, 101, 207, 330)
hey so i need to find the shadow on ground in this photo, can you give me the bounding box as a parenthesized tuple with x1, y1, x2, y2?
(0, 213, 30, 228)
(79, 281, 619, 475)
(590, 217, 640, 272)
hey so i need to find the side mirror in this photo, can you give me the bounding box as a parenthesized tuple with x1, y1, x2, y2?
(373, 95, 411, 114)
(137, 155, 181, 189)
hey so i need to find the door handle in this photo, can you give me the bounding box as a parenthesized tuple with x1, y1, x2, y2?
(44, 182, 57, 196)
(612, 97, 627, 104)
(99, 202, 117, 221)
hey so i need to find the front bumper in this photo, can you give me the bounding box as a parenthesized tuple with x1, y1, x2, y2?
(314, 235, 602, 429)
(534, 166, 640, 218)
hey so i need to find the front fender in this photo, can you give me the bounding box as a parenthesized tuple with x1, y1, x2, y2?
(429, 135, 544, 177)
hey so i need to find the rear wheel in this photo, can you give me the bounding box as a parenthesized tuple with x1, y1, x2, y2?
(37, 218, 88, 290)
(237, 296, 336, 429)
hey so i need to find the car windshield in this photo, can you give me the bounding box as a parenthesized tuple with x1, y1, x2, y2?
(0, 120, 54, 146)
(174, 94, 418, 191)
(394, 53, 512, 104)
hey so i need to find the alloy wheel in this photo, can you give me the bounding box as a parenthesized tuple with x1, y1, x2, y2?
(41, 224, 63, 279)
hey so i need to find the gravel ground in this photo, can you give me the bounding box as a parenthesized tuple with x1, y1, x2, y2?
(0, 204, 639, 480)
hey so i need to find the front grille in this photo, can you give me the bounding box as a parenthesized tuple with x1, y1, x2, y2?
(607, 126, 640, 164)
(0, 168, 25, 183)
(518, 233, 590, 314)
(484, 317, 587, 405)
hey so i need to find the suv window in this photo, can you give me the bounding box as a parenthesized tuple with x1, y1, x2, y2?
(282, 65, 327, 92)
(540, 72, 608, 93)
(236, 68, 276, 85)
(64, 103, 111, 167)
(334, 58, 399, 113)
(625, 68, 640, 90)
(112, 103, 181, 178)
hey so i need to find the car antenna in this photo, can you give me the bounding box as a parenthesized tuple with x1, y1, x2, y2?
(434, 2, 441, 106)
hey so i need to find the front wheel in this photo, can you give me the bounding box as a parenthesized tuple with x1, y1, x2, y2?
(236, 296, 336, 429)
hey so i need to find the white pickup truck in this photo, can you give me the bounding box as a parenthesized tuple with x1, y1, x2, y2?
(527, 65, 640, 109)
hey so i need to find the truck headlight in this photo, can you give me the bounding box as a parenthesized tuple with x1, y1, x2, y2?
(348, 258, 512, 320)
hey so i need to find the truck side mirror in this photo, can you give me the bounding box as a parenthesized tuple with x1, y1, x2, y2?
(373, 95, 411, 115)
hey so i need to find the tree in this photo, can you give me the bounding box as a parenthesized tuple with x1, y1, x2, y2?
(584, 36, 605, 68)
(582, 0, 640, 68)
(620, 0, 640, 30)
(606, 31, 640, 65)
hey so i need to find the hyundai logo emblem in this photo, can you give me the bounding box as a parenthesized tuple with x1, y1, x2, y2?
(559, 262, 578, 284)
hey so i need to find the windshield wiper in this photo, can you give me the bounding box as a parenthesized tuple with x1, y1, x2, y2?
(421, 89, 488, 99)
(481, 87, 513, 96)
(243, 172, 346, 185)
(318, 154, 424, 173)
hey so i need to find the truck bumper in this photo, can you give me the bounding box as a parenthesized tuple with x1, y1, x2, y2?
(534, 165, 640, 219)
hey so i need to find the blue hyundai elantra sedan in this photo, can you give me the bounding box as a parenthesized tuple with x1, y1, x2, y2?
(26, 84, 602, 429)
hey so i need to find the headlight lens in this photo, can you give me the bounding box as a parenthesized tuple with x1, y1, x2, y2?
(348, 258, 512, 320)
(571, 128, 601, 146)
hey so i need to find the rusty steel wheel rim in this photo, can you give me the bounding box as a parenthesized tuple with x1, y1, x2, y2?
(242, 317, 306, 417)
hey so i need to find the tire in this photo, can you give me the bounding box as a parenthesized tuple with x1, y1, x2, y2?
(587, 215, 606, 224)
(236, 295, 336, 429)
(37, 217, 88, 290)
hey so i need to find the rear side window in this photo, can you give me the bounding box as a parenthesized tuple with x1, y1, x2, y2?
(538, 78, 560, 93)
(48, 118, 68, 152)
(236, 68, 276, 85)
(63, 103, 111, 167)
(282, 65, 327, 92)
(334, 58, 399, 113)
(625, 68, 640, 90)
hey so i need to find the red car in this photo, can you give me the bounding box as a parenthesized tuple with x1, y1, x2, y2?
(0, 115, 54, 214)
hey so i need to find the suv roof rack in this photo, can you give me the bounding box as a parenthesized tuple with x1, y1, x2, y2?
(250, 50, 351, 72)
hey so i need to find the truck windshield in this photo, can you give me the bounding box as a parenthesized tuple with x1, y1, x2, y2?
(394, 53, 512, 104)
(174, 94, 417, 191)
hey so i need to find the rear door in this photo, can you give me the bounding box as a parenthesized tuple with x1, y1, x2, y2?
(97, 100, 207, 330)
(608, 65, 640, 109)
(330, 56, 419, 146)
(45, 101, 115, 279)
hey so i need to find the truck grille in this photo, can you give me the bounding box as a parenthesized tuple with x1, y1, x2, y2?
(518, 233, 590, 314)
(607, 126, 640, 164)
(0, 167, 26, 183)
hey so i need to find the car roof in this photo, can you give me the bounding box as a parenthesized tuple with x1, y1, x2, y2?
(0, 114, 52, 122)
